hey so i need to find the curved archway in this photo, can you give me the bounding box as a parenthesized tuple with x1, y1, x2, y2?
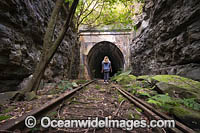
(87, 41, 125, 79)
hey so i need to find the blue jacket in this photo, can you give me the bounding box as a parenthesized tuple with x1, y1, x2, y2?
(102, 61, 111, 72)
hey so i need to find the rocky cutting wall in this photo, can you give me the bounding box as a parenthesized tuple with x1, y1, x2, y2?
(131, 0, 200, 81)
(0, 0, 80, 92)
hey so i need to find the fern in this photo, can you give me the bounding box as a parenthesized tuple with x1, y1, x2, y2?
(147, 94, 179, 112)
(177, 98, 200, 111)
(137, 91, 151, 98)
(147, 99, 162, 106)
(150, 94, 178, 105)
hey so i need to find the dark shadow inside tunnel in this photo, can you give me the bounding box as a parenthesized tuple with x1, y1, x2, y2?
(87, 41, 125, 79)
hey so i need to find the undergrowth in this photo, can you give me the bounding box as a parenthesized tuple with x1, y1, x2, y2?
(147, 94, 200, 112)
(58, 81, 78, 91)
(112, 72, 200, 113)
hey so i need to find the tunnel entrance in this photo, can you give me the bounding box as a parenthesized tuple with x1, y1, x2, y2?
(87, 41, 125, 79)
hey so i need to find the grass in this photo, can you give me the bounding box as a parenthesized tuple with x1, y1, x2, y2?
(118, 94, 125, 103)
(134, 114, 141, 120)
(0, 115, 12, 122)
(135, 108, 142, 113)
(95, 85, 101, 90)
(76, 79, 88, 84)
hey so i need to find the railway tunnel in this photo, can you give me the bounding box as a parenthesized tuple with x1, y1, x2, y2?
(87, 41, 125, 79)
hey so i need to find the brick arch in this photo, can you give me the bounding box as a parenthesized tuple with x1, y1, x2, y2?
(79, 30, 132, 79)
(87, 41, 125, 78)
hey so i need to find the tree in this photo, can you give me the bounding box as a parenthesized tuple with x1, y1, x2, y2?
(72, 0, 144, 31)
(14, 0, 79, 99)
(13, 0, 143, 100)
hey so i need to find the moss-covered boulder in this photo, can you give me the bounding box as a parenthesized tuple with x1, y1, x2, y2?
(171, 106, 200, 129)
(152, 75, 200, 90)
(153, 75, 200, 99)
(138, 75, 200, 99)
(138, 75, 200, 129)
(156, 82, 198, 98)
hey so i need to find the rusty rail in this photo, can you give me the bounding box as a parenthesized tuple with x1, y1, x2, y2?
(115, 86, 195, 133)
(0, 80, 96, 131)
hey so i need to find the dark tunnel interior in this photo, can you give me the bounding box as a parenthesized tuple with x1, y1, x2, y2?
(87, 41, 125, 79)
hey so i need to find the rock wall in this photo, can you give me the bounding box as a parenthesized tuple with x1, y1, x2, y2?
(131, 0, 200, 81)
(0, 0, 80, 92)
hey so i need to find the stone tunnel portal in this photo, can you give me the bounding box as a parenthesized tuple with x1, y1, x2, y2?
(88, 41, 125, 79)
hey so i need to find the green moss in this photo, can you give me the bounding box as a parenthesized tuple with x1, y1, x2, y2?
(149, 94, 179, 106)
(152, 75, 200, 91)
(127, 113, 134, 119)
(137, 75, 151, 80)
(137, 75, 154, 83)
(0, 115, 11, 121)
(151, 75, 200, 99)
(135, 108, 142, 113)
(171, 106, 200, 119)
(125, 80, 152, 91)
(48, 88, 61, 95)
(134, 86, 145, 90)
(111, 71, 136, 85)
(136, 91, 151, 98)
(134, 114, 141, 120)
(95, 85, 101, 89)
(118, 94, 125, 103)
(149, 90, 158, 96)
(76, 79, 88, 84)
(131, 89, 136, 95)
(177, 98, 200, 111)
(112, 95, 116, 99)
(172, 106, 188, 116)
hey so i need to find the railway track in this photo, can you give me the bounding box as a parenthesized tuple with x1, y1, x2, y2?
(0, 80, 96, 131)
(115, 86, 196, 133)
(0, 80, 196, 133)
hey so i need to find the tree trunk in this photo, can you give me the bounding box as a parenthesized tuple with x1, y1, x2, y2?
(17, 0, 79, 98)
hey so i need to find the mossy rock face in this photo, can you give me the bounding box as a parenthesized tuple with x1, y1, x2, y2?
(137, 75, 158, 85)
(171, 106, 200, 129)
(152, 75, 200, 99)
(152, 75, 200, 89)
(156, 82, 198, 98)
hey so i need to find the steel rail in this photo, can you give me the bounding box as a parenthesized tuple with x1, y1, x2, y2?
(0, 80, 96, 131)
(115, 86, 195, 133)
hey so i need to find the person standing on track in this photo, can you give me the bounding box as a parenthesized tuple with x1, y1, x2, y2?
(101, 56, 112, 84)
